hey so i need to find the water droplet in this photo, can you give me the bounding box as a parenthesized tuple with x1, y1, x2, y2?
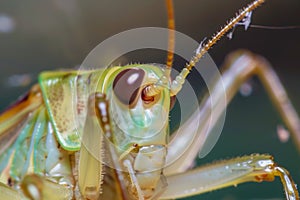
(239, 82, 253, 97)
(277, 124, 290, 143)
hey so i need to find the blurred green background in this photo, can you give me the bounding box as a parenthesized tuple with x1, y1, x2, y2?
(0, 0, 299, 199)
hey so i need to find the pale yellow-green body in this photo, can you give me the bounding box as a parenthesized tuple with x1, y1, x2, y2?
(0, 52, 299, 200)
(0, 0, 300, 198)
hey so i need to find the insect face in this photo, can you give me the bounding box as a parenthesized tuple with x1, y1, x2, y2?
(102, 65, 171, 149)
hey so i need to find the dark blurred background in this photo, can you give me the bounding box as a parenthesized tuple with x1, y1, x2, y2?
(0, 0, 299, 199)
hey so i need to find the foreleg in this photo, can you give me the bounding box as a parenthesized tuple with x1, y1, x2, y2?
(20, 174, 73, 200)
(161, 154, 299, 200)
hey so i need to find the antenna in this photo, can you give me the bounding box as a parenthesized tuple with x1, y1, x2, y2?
(142, 0, 265, 99)
(165, 0, 175, 75)
(142, 0, 175, 99)
(170, 0, 265, 96)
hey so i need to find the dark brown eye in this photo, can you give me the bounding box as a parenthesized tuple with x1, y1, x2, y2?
(113, 68, 145, 106)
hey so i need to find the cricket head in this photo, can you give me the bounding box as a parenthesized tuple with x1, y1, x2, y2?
(108, 64, 171, 147)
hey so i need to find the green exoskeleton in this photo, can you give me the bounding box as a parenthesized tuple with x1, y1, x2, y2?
(0, 0, 300, 199)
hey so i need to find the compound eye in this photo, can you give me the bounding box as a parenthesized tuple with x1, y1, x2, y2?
(113, 68, 145, 106)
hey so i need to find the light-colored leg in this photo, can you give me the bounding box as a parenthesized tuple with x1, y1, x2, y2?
(161, 154, 299, 200)
(78, 93, 132, 200)
(165, 50, 300, 175)
(0, 182, 28, 200)
(0, 174, 73, 200)
(78, 94, 104, 200)
(20, 174, 73, 200)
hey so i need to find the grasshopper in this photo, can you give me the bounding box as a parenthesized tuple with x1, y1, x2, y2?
(0, 0, 299, 199)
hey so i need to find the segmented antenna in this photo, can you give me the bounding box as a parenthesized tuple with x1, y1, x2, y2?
(143, 0, 265, 99)
(142, 0, 175, 99)
(170, 0, 265, 96)
(165, 0, 175, 72)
